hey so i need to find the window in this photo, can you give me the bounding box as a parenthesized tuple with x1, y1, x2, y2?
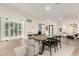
(69, 24, 78, 34)
(19, 24, 22, 35)
(5, 23, 9, 36)
(4, 21, 23, 37)
(10, 23, 14, 36)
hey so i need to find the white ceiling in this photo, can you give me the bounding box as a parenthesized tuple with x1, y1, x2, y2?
(6, 3, 79, 21)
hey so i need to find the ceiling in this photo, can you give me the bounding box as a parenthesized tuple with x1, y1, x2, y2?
(5, 3, 79, 21)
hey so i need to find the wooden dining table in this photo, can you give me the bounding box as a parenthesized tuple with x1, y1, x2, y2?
(28, 34, 48, 55)
(28, 34, 61, 55)
(29, 35, 47, 41)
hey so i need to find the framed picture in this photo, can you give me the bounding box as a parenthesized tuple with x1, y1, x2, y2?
(46, 26, 48, 31)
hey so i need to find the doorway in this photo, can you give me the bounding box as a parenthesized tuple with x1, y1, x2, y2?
(38, 23, 45, 35)
(49, 25, 53, 35)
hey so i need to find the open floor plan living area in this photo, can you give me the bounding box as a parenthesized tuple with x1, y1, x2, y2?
(0, 3, 79, 56)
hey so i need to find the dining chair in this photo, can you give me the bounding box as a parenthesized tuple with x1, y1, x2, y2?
(40, 37, 57, 56)
(55, 36, 61, 48)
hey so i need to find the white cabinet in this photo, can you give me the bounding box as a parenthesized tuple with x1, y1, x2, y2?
(0, 18, 24, 41)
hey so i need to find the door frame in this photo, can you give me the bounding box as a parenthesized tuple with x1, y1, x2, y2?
(49, 25, 53, 35)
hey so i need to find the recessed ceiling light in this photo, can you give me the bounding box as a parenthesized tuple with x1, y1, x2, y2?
(63, 25, 66, 29)
(46, 6, 50, 11)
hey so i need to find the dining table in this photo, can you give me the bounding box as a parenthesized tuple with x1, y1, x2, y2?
(28, 34, 61, 55)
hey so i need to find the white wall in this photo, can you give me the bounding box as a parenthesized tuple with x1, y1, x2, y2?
(0, 4, 59, 40)
(24, 18, 58, 38)
(58, 19, 79, 35)
(24, 18, 44, 38)
(0, 4, 44, 40)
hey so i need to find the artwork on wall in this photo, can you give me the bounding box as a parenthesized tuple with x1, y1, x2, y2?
(59, 28, 62, 32)
(27, 19, 32, 23)
(46, 26, 48, 31)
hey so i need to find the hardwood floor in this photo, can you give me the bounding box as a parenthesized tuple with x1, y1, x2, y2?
(71, 47, 79, 56)
(0, 37, 79, 56)
(70, 40, 79, 56)
(62, 37, 79, 56)
(0, 39, 22, 56)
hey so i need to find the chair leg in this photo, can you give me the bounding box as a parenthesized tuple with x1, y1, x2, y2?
(34, 45, 35, 55)
(40, 42, 44, 54)
(49, 46, 52, 56)
(54, 44, 56, 52)
(56, 42, 58, 50)
(57, 44, 58, 50)
(54, 47, 56, 52)
(60, 42, 61, 48)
